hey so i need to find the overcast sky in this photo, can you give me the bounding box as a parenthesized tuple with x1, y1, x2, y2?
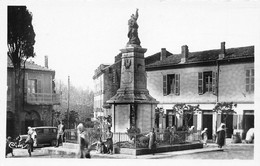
(3, 0, 260, 90)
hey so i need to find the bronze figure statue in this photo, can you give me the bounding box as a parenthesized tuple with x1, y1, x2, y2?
(127, 9, 141, 46)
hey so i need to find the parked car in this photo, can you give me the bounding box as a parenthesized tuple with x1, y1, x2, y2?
(18, 126, 57, 147)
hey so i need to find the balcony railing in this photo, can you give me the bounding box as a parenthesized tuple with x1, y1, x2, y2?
(25, 93, 60, 105)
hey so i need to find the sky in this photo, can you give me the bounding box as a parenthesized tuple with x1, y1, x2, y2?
(2, 0, 260, 91)
(1, 0, 260, 164)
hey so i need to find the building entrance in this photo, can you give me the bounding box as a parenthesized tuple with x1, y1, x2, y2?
(202, 111, 213, 139)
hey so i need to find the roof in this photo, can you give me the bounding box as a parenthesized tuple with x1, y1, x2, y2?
(7, 57, 54, 72)
(146, 46, 254, 68)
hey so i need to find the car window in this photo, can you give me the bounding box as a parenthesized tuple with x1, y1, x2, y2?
(43, 128, 49, 134)
(37, 129, 44, 134)
(51, 129, 57, 133)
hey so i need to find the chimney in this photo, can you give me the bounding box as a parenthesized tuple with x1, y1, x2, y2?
(160, 48, 167, 61)
(180, 45, 189, 63)
(219, 42, 226, 59)
(45, 55, 48, 68)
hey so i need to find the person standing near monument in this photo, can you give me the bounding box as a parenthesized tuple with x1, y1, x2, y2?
(77, 123, 90, 158)
(146, 128, 156, 155)
(56, 120, 65, 147)
(127, 8, 140, 46)
(106, 127, 113, 155)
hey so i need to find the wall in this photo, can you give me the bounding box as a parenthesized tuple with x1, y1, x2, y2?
(114, 104, 130, 132)
(147, 65, 218, 104)
(218, 63, 254, 103)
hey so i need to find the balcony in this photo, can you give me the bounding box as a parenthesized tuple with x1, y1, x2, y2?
(25, 93, 61, 105)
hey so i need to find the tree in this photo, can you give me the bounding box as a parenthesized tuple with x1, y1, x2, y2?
(53, 80, 94, 128)
(213, 102, 237, 123)
(8, 6, 35, 136)
(172, 103, 201, 130)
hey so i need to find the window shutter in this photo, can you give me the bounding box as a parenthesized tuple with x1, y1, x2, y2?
(175, 74, 180, 95)
(198, 72, 203, 94)
(212, 72, 217, 95)
(24, 73, 28, 93)
(163, 75, 167, 96)
(251, 69, 254, 92)
(245, 70, 250, 92)
(37, 79, 42, 93)
(193, 114, 197, 132)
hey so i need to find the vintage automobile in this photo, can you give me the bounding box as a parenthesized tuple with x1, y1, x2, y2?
(19, 126, 58, 147)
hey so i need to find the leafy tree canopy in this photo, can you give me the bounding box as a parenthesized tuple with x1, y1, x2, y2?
(8, 6, 35, 66)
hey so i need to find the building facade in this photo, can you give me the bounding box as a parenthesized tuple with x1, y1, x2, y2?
(93, 42, 254, 139)
(93, 54, 122, 120)
(7, 56, 60, 137)
(146, 42, 254, 139)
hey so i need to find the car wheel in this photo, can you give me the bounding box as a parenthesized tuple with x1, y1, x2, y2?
(51, 140, 57, 147)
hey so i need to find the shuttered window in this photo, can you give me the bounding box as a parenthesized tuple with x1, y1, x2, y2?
(163, 74, 180, 96)
(175, 74, 180, 95)
(246, 68, 254, 93)
(212, 72, 217, 95)
(37, 79, 42, 93)
(198, 72, 203, 94)
(163, 75, 167, 96)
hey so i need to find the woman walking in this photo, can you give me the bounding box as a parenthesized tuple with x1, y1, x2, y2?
(216, 123, 226, 148)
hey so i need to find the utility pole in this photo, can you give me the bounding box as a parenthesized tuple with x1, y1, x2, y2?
(67, 76, 70, 129)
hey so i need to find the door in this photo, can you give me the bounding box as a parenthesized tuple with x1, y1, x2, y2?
(166, 110, 176, 128)
(202, 112, 213, 139)
(242, 110, 254, 139)
(222, 114, 233, 138)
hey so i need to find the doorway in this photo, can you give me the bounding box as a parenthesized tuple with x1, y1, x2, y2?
(242, 110, 254, 139)
(202, 111, 213, 139)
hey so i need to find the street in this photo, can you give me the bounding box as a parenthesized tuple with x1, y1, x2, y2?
(6, 144, 254, 159)
(168, 145, 254, 159)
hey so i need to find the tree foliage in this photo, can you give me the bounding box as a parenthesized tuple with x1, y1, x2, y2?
(213, 102, 237, 122)
(7, 6, 35, 136)
(172, 103, 201, 129)
(53, 80, 94, 128)
(8, 6, 35, 66)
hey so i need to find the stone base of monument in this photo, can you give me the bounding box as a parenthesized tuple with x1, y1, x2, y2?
(116, 142, 203, 155)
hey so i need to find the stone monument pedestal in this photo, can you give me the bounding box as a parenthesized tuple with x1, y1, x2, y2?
(107, 46, 158, 133)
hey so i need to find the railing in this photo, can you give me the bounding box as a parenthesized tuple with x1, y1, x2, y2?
(25, 93, 60, 105)
(64, 129, 202, 149)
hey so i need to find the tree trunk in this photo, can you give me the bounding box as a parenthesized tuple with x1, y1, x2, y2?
(14, 67, 22, 136)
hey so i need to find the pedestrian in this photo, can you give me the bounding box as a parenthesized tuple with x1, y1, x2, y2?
(201, 128, 208, 146)
(27, 127, 34, 152)
(106, 127, 113, 155)
(24, 133, 33, 157)
(77, 123, 91, 158)
(56, 120, 65, 147)
(216, 123, 226, 148)
(6, 136, 14, 157)
(147, 128, 156, 155)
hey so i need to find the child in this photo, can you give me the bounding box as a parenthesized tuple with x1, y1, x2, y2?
(6, 136, 14, 157)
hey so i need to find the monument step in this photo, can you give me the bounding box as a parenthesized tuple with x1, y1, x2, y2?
(62, 142, 78, 149)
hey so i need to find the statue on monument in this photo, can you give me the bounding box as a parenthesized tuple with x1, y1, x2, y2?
(127, 9, 141, 47)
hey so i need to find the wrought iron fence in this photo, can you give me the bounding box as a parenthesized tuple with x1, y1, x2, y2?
(64, 129, 202, 149)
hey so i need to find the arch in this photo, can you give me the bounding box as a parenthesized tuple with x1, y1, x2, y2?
(25, 110, 40, 121)
(24, 110, 41, 132)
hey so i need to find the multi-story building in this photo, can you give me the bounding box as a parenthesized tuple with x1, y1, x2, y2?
(93, 42, 254, 140)
(93, 54, 122, 120)
(146, 42, 254, 139)
(7, 56, 60, 137)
